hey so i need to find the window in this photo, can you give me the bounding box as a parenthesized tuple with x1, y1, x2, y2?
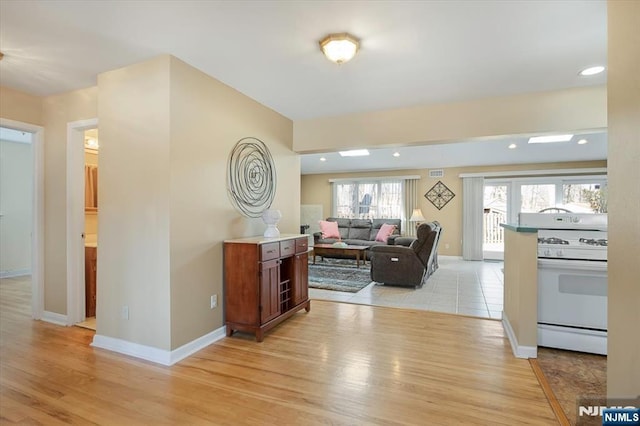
(333, 179, 403, 219)
(563, 182, 607, 213)
(520, 184, 556, 212)
(517, 178, 607, 214)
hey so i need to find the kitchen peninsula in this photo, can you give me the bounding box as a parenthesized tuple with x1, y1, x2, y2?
(500, 223, 538, 359)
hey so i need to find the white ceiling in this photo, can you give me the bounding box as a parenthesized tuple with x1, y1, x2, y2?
(0, 0, 607, 172)
(301, 131, 607, 174)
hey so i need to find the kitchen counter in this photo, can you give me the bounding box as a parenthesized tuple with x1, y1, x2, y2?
(85, 234, 97, 247)
(500, 224, 538, 233)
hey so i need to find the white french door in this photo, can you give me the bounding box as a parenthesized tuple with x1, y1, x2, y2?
(483, 182, 510, 260)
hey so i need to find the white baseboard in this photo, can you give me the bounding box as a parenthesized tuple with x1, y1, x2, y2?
(92, 325, 227, 366)
(41, 310, 69, 326)
(168, 325, 228, 365)
(502, 312, 537, 359)
(0, 268, 31, 278)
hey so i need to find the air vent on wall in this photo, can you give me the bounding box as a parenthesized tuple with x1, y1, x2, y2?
(429, 169, 444, 178)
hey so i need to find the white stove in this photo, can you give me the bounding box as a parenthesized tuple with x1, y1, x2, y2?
(518, 213, 608, 355)
(536, 229, 607, 261)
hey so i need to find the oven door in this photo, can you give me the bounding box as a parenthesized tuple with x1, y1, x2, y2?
(537, 258, 607, 331)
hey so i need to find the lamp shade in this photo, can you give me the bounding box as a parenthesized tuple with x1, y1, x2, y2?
(319, 33, 359, 64)
(409, 208, 426, 222)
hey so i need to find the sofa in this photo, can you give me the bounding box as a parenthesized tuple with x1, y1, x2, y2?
(370, 221, 442, 288)
(313, 217, 402, 260)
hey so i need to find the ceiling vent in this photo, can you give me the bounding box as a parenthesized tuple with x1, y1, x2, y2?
(428, 169, 444, 178)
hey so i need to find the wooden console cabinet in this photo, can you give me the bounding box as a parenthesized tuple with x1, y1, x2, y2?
(224, 234, 311, 342)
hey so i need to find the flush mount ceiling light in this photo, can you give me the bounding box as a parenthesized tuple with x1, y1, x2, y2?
(508, 143, 517, 149)
(393, 152, 400, 157)
(319, 33, 360, 64)
(579, 66, 605, 76)
(339, 149, 369, 157)
(528, 134, 574, 144)
(578, 139, 589, 145)
(320, 157, 327, 162)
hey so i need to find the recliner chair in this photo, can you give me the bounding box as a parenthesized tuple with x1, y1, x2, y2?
(370, 222, 442, 288)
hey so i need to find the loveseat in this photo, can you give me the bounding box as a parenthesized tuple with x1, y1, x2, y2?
(313, 217, 402, 260)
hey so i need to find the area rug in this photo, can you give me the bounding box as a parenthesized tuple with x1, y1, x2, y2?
(308, 260, 372, 293)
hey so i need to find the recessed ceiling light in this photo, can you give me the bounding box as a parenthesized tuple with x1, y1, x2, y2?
(577, 139, 588, 145)
(528, 134, 574, 144)
(320, 157, 327, 162)
(393, 152, 400, 157)
(339, 149, 369, 157)
(579, 66, 605, 76)
(508, 143, 517, 149)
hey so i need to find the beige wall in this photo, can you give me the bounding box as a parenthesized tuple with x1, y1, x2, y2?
(0, 139, 33, 274)
(0, 86, 43, 125)
(97, 56, 173, 349)
(301, 160, 606, 256)
(294, 86, 606, 153)
(42, 87, 98, 314)
(97, 55, 297, 351)
(607, 0, 640, 397)
(168, 56, 297, 349)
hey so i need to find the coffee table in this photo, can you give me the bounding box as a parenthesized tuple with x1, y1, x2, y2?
(312, 244, 369, 268)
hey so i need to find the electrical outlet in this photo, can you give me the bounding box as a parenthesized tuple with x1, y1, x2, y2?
(121, 305, 129, 320)
(210, 294, 217, 309)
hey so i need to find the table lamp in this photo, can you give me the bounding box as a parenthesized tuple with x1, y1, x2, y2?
(409, 208, 426, 234)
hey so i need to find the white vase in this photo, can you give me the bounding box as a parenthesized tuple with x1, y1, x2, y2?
(262, 209, 282, 238)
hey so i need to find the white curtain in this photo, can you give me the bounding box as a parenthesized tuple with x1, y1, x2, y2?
(462, 176, 484, 260)
(404, 179, 419, 237)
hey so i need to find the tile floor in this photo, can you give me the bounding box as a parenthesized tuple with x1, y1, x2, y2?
(309, 255, 504, 319)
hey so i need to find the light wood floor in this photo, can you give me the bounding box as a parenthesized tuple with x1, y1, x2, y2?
(1, 276, 558, 425)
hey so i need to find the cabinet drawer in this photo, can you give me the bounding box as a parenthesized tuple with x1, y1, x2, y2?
(280, 240, 295, 257)
(295, 237, 309, 254)
(260, 242, 280, 261)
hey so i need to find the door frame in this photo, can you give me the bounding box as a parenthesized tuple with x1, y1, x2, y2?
(0, 118, 45, 319)
(66, 118, 98, 325)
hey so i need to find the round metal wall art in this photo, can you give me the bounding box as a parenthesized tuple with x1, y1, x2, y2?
(227, 137, 277, 218)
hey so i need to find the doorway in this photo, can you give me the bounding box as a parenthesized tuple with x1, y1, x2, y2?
(0, 127, 33, 278)
(483, 183, 509, 260)
(66, 119, 98, 327)
(0, 118, 45, 320)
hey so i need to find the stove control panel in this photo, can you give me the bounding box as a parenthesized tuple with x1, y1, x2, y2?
(553, 215, 580, 225)
(537, 246, 607, 261)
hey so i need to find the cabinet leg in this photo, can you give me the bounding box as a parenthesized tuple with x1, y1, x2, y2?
(226, 326, 234, 337)
(305, 301, 311, 312)
(255, 330, 264, 342)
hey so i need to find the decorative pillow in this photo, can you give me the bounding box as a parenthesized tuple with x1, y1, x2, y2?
(375, 223, 397, 243)
(319, 220, 340, 239)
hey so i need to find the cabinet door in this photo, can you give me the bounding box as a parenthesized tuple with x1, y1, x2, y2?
(259, 259, 280, 323)
(85, 247, 97, 317)
(292, 252, 309, 306)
